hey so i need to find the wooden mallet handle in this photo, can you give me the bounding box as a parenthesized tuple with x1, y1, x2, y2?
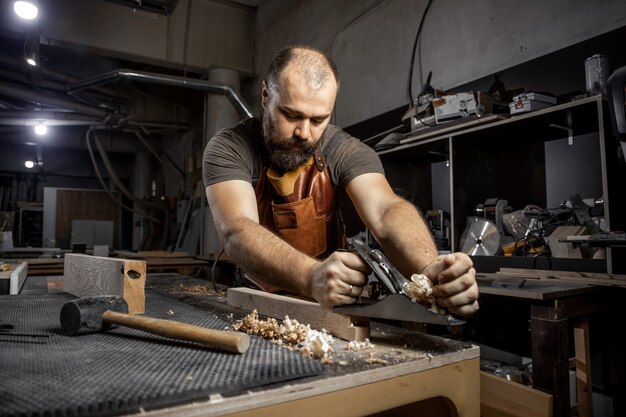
(103, 311, 251, 354)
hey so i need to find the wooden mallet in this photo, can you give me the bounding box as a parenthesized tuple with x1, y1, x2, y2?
(60, 296, 250, 354)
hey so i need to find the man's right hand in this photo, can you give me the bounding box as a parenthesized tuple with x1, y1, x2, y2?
(308, 251, 371, 308)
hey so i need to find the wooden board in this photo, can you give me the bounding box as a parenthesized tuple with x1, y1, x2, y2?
(0, 262, 28, 295)
(10, 261, 28, 295)
(497, 267, 626, 288)
(227, 287, 370, 341)
(63, 253, 146, 314)
(114, 250, 193, 259)
(480, 371, 553, 417)
(476, 274, 599, 300)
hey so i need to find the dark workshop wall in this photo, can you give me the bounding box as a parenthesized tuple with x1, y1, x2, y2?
(253, 0, 626, 131)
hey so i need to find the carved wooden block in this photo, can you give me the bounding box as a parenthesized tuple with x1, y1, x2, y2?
(63, 254, 146, 314)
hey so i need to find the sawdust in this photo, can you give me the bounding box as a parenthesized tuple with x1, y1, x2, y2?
(363, 352, 388, 365)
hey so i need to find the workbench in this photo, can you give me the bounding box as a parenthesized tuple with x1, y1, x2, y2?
(7, 252, 210, 277)
(475, 274, 613, 417)
(7, 273, 480, 417)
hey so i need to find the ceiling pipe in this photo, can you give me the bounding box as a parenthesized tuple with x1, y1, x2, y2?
(0, 53, 117, 97)
(0, 81, 108, 118)
(0, 110, 101, 126)
(68, 68, 253, 119)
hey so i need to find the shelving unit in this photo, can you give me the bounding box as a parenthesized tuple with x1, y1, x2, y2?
(378, 95, 626, 274)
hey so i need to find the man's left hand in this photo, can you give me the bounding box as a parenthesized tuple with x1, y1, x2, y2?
(421, 253, 479, 317)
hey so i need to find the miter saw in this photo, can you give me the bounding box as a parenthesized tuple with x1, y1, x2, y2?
(459, 217, 501, 256)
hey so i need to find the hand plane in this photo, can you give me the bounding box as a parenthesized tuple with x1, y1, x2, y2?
(332, 237, 465, 326)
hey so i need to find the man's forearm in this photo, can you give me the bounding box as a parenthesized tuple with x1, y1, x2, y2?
(221, 217, 318, 296)
(373, 199, 438, 278)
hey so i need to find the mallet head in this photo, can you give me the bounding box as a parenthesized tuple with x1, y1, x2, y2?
(60, 296, 128, 335)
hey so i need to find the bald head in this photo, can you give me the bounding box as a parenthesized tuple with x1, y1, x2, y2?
(265, 46, 339, 97)
(260, 46, 339, 171)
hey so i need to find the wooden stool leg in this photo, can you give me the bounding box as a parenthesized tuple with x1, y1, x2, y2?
(531, 311, 570, 417)
(574, 317, 593, 417)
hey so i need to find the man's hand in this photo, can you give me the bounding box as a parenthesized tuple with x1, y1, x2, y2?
(422, 253, 479, 317)
(308, 251, 370, 308)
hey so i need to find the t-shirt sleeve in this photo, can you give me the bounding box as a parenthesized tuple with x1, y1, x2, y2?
(329, 135, 385, 189)
(202, 130, 256, 188)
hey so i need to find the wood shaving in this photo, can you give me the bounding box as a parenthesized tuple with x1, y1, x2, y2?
(0, 262, 11, 272)
(405, 273, 447, 315)
(343, 338, 375, 351)
(174, 284, 224, 296)
(364, 352, 388, 365)
(231, 310, 334, 361)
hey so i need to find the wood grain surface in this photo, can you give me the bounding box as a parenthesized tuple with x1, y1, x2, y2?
(64, 253, 146, 314)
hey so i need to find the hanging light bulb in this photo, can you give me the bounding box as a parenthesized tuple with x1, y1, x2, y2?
(14, 1, 38, 20)
(34, 121, 47, 136)
(25, 160, 35, 169)
(26, 55, 37, 66)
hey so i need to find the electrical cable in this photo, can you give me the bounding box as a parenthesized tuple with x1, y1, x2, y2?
(87, 127, 171, 249)
(85, 127, 161, 224)
(132, 131, 186, 181)
(408, 0, 434, 104)
(210, 249, 225, 292)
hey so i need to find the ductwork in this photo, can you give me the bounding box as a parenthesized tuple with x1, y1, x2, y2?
(68, 68, 254, 119)
(0, 81, 109, 118)
(0, 111, 101, 126)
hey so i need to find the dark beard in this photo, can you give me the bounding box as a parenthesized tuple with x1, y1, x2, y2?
(262, 112, 316, 171)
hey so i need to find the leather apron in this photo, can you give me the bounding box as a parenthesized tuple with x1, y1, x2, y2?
(256, 148, 343, 258)
(246, 146, 346, 292)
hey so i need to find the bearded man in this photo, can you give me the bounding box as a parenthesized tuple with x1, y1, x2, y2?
(203, 45, 478, 316)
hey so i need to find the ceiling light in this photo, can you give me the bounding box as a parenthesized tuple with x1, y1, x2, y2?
(26, 55, 37, 66)
(25, 160, 35, 169)
(34, 122, 47, 136)
(14, 1, 38, 20)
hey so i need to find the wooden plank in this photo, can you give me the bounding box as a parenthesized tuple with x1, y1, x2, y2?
(546, 225, 586, 259)
(114, 250, 192, 259)
(497, 268, 626, 288)
(63, 253, 146, 314)
(227, 287, 370, 341)
(9, 261, 28, 295)
(138, 251, 191, 258)
(480, 371, 553, 417)
(574, 318, 593, 417)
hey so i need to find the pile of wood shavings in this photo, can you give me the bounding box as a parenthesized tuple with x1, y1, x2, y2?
(174, 283, 224, 296)
(231, 310, 334, 363)
(404, 273, 447, 315)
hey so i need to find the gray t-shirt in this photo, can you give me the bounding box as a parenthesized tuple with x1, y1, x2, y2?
(202, 118, 384, 190)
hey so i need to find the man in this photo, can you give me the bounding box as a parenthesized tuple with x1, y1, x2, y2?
(203, 45, 478, 317)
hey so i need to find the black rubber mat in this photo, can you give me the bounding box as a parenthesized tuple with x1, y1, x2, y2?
(0, 291, 325, 417)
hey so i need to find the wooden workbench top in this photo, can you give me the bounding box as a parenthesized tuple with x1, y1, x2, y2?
(17, 272, 481, 416)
